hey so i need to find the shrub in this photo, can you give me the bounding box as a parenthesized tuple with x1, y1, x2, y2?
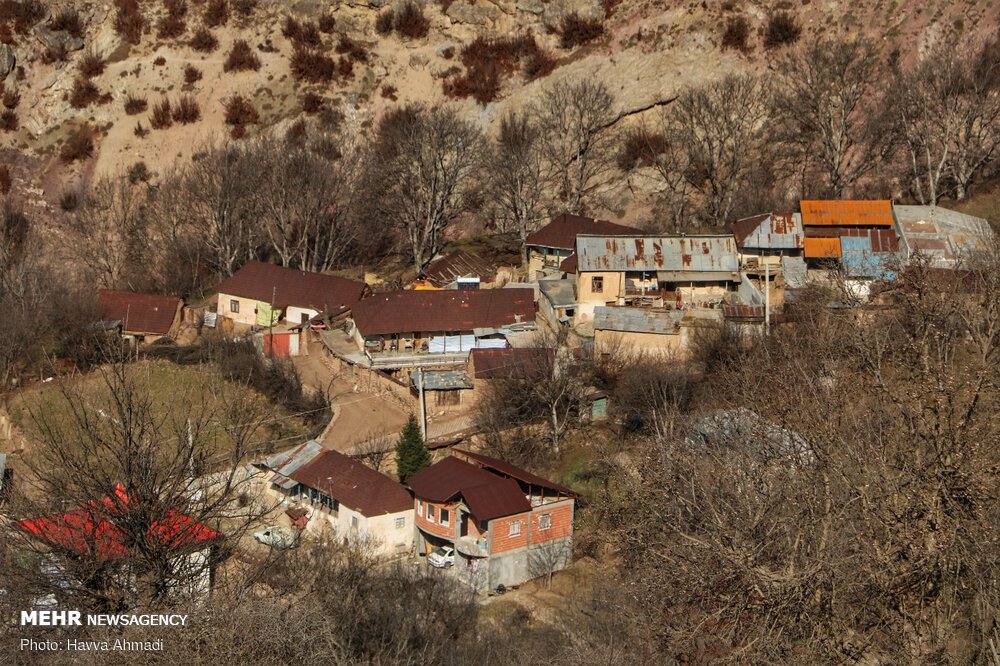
(2, 89, 19, 109)
(290, 44, 335, 83)
(157, 13, 186, 39)
(318, 12, 335, 33)
(375, 9, 394, 35)
(559, 12, 604, 48)
(721, 15, 750, 51)
(134, 121, 149, 137)
(183, 63, 202, 83)
(69, 78, 101, 108)
(381, 84, 397, 100)
(302, 91, 323, 113)
(203, 0, 227, 26)
(230, 0, 255, 17)
(189, 27, 218, 51)
(0, 165, 9, 194)
(59, 125, 96, 163)
(0, 110, 16, 131)
(78, 52, 106, 78)
(336, 35, 369, 62)
(393, 1, 429, 39)
(444, 34, 552, 104)
(224, 39, 260, 71)
(164, 0, 187, 17)
(282, 15, 321, 48)
(42, 44, 69, 64)
(48, 7, 84, 38)
(601, 0, 621, 18)
(440, 45, 454, 59)
(124, 94, 148, 114)
(127, 161, 151, 183)
(764, 12, 800, 49)
(172, 94, 200, 123)
(114, 0, 145, 45)
(336, 56, 353, 78)
(153, 55, 167, 66)
(523, 47, 556, 79)
(150, 98, 173, 129)
(616, 128, 669, 171)
(285, 118, 307, 143)
(60, 189, 80, 211)
(224, 93, 259, 128)
(10, 0, 44, 35)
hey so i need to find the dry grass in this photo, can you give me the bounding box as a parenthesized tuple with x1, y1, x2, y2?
(59, 125, 96, 163)
(172, 94, 201, 123)
(48, 6, 84, 38)
(394, 1, 429, 39)
(69, 78, 101, 109)
(189, 27, 219, 52)
(124, 94, 148, 114)
(0, 110, 16, 132)
(203, 0, 227, 26)
(224, 39, 260, 71)
(444, 34, 555, 104)
(224, 93, 259, 138)
(0, 165, 9, 195)
(559, 12, 604, 49)
(150, 98, 173, 129)
(290, 45, 336, 83)
(301, 91, 324, 113)
(78, 52, 106, 78)
(183, 63, 203, 84)
(114, 0, 145, 45)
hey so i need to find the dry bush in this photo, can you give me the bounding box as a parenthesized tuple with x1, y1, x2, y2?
(203, 0, 227, 26)
(5, 0, 44, 35)
(48, 6, 84, 38)
(394, 1, 429, 39)
(282, 15, 322, 48)
(616, 127, 669, 170)
(153, 55, 166, 65)
(721, 15, 750, 51)
(189, 26, 218, 51)
(764, 12, 800, 49)
(285, 117, 307, 144)
(336, 56, 353, 78)
(150, 98, 173, 129)
(230, 0, 255, 18)
(2, 88, 19, 109)
(290, 44, 336, 83)
(123, 94, 148, 114)
(172, 94, 200, 123)
(133, 121, 148, 137)
(224, 39, 260, 71)
(0, 165, 10, 194)
(559, 12, 604, 48)
(381, 84, 397, 100)
(374, 8, 394, 35)
(444, 34, 551, 104)
(114, 0, 145, 45)
(164, 0, 187, 16)
(156, 13, 186, 38)
(60, 189, 80, 211)
(41, 44, 69, 64)
(59, 125, 96, 163)
(78, 52, 106, 78)
(302, 91, 324, 113)
(318, 12, 335, 32)
(127, 160, 151, 183)
(523, 46, 556, 79)
(224, 93, 259, 130)
(69, 78, 101, 108)
(601, 0, 621, 18)
(336, 35, 369, 62)
(183, 63, 202, 83)
(0, 110, 16, 132)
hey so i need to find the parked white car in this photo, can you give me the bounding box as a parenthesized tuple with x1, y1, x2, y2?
(428, 545, 455, 568)
(254, 526, 299, 549)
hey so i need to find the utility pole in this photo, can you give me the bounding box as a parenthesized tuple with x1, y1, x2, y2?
(268, 285, 276, 357)
(417, 367, 427, 442)
(764, 261, 770, 334)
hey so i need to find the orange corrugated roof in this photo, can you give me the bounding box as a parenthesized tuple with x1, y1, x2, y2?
(803, 237, 841, 259)
(800, 200, 894, 227)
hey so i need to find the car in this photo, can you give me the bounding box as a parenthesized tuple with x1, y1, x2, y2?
(428, 545, 455, 568)
(254, 526, 299, 549)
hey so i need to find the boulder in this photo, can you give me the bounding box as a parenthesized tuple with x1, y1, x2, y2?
(0, 44, 14, 79)
(34, 25, 85, 54)
(90, 21, 124, 59)
(445, 0, 501, 25)
(517, 0, 545, 13)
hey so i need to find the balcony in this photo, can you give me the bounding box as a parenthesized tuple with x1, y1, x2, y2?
(455, 536, 489, 558)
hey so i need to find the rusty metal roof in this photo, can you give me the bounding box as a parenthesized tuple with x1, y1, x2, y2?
(593, 306, 682, 335)
(574, 235, 739, 274)
(419, 250, 496, 287)
(893, 205, 994, 269)
(800, 200, 894, 227)
(732, 212, 803, 250)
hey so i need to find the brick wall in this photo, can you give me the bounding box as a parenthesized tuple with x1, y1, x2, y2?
(414, 499, 458, 539)
(530, 500, 574, 543)
(490, 512, 531, 553)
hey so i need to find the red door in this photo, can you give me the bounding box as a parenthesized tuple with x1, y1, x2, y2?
(264, 333, 291, 356)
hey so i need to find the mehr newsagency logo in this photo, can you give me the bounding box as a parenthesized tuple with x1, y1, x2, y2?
(15, 610, 188, 652)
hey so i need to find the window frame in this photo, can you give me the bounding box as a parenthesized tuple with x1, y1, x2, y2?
(229, 299, 240, 313)
(538, 513, 552, 531)
(439, 508, 450, 526)
(591, 276, 604, 294)
(395, 516, 405, 529)
(426, 504, 435, 521)
(508, 520, 521, 537)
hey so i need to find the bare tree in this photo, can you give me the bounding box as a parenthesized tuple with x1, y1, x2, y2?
(483, 112, 548, 267)
(363, 105, 483, 272)
(775, 38, 895, 197)
(352, 432, 393, 473)
(532, 78, 616, 214)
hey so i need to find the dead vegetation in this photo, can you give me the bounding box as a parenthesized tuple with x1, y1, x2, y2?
(444, 34, 555, 105)
(172, 95, 201, 124)
(224, 39, 260, 71)
(114, 0, 145, 45)
(59, 124, 96, 163)
(224, 93, 258, 138)
(189, 27, 219, 52)
(559, 12, 604, 49)
(123, 94, 148, 115)
(290, 45, 336, 83)
(69, 78, 101, 109)
(150, 98, 173, 129)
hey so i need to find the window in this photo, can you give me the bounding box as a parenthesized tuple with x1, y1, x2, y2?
(440, 509, 450, 526)
(395, 516, 405, 529)
(508, 520, 521, 537)
(229, 299, 240, 313)
(417, 501, 423, 517)
(351, 516, 359, 530)
(591, 276, 603, 294)
(426, 505, 435, 521)
(538, 513, 552, 531)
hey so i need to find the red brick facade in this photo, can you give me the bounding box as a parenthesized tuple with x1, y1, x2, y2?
(490, 499, 574, 554)
(415, 499, 458, 539)
(489, 512, 531, 553)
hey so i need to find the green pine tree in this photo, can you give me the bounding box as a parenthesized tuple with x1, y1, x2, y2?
(395, 413, 430, 482)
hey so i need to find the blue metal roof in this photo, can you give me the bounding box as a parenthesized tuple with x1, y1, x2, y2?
(840, 236, 897, 280)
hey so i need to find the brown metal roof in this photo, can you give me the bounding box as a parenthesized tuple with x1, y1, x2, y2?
(805, 226, 898, 252)
(525, 213, 640, 250)
(460, 477, 532, 521)
(407, 456, 531, 521)
(291, 448, 412, 517)
(470, 347, 553, 380)
(559, 253, 578, 273)
(420, 251, 496, 287)
(351, 288, 535, 337)
(454, 449, 576, 496)
(800, 200, 894, 227)
(97, 289, 181, 335)
(216, 261, 368, 316)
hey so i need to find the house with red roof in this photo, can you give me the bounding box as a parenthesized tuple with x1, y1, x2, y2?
(406, 449, 576, 592)
(525, 213, 640, 281)
(256, 440, 414, 556)
(97, 289, 183, 344)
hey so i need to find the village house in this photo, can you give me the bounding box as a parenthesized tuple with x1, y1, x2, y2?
(412, 250, 499, 290)
(573, 234, 741, 322)
(525, 213, 640, 281)
(592, 306, 685, 353)
(96, 289, 183, 345)
(16, 483, 220, 600)
(407, 449, 576, 592)
(800, 200, 899, 266)
(348, 288, 536, 369)
(892, 205, 995, 269)
(731, 212, 805, 269)
(214, 261, 370, 356)
(256, 440, 414, 556)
